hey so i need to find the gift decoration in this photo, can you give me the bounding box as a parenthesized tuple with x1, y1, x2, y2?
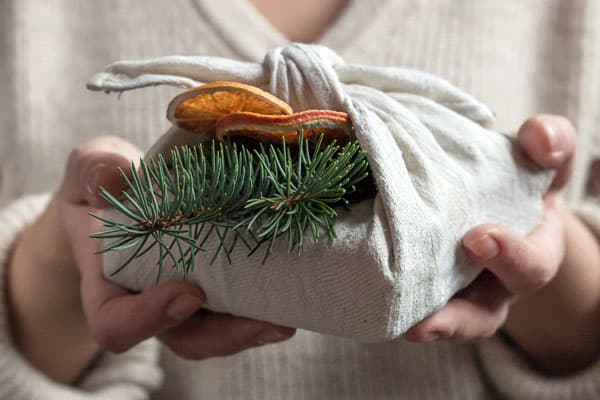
(92, 81, 373, 277)
(88, 44, 551, 340)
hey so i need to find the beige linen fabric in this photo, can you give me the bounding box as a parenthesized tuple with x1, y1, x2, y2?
(93, 44, 551, 340)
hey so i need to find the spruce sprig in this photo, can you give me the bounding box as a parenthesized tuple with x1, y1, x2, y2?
(91, 135, 371, 282)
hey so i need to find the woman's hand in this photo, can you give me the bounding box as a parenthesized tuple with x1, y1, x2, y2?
(8, 136, 294, 385)
(405, 115, 600, 373)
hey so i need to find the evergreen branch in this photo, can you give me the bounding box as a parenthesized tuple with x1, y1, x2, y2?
(91, 134, 373, 279)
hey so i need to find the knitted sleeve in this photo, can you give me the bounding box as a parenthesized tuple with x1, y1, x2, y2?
(477, 200, 600, 400)
(0, 194, 163, 400)
(478, 336, 600, 399)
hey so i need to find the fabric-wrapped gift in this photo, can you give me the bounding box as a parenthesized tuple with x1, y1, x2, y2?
(88, 44, 551, 341)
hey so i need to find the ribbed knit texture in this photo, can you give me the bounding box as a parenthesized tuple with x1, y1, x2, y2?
(478, 336, 600, 400)
(0, 1, 599, 399)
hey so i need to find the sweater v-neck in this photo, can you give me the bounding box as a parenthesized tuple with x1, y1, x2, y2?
(191, 0, 392, 61)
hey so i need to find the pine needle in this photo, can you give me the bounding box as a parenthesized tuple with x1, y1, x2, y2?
(91, 134, 373, 279)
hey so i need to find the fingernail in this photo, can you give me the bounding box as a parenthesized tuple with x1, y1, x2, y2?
(256, 329, 290, 345)
(549, 150, 564, 162)
(542, 119, 564, 156)
(167, 294, 204, 320)
(464, 234, 499, 260)
(86, 163, 107, 198)
(542, 118, 558, 151)
(422, 333, 440, 342)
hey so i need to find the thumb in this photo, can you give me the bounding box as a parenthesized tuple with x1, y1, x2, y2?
(30, 136, 144, 268)
(59, 137, 207, 352)
(60, 136, 144, 207)
(517, 115, 576, 192)
(82, 278, 206, 353)
(59, 136, 145, 267)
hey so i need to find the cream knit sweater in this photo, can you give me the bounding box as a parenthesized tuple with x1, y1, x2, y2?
(1, 1, 599, 399)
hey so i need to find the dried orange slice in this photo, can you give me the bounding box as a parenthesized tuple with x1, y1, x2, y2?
(215, 110, 353, 145)
(167, 81, 293, 136)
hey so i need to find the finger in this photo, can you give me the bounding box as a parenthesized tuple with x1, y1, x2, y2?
(71, 201, 206, 353)
(44, 137, 143, 269)
(159, 311, 295, 359)
(60, 136, 143, 207)
(81, 275, 206, 353)
(58, 136, 206, 353)
(404, 272, 511, 341)
(517, 115, 576, 191)
(462, 195, 566, 294)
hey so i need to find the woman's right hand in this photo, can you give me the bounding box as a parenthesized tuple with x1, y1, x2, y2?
(8, 136, 294, 384)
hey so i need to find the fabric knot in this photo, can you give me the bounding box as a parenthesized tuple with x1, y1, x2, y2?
(262, 44, 347, 111)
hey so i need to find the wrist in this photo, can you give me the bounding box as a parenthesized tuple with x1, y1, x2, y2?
(7, 197, 99, 384)
(504, 211, 600, 375)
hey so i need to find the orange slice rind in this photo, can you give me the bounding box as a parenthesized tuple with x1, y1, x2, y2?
(215, 110, 353, 145)
(167, 81, 293, 136)
(166, 81, 353, 145)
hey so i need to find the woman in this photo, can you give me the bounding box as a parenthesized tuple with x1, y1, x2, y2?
(1, 0, 599, 398)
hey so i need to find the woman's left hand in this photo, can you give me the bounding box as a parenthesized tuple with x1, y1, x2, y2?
(404, 114, 576, 342)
